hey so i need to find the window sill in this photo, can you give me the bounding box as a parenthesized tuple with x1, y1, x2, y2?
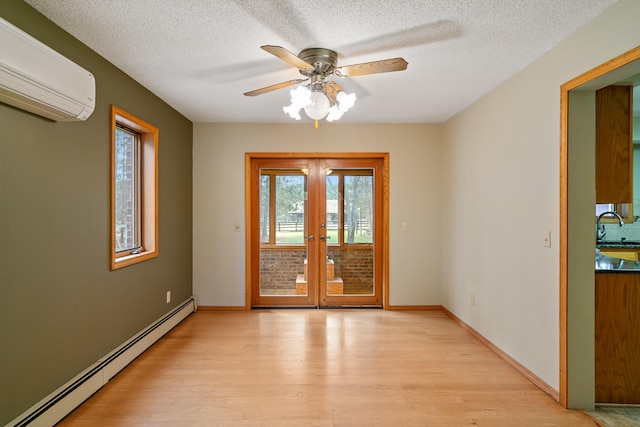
(111, 250, 157, 270)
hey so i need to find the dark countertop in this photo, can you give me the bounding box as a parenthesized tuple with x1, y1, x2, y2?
(596, 240, 640, 249)
(596, 240, 640, 250)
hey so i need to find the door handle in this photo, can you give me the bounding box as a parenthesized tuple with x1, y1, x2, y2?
(305, 235, 314, 241)
(320, 235, 326, 241)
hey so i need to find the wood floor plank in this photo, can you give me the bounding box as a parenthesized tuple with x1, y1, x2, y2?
(57, 310, 595, 426)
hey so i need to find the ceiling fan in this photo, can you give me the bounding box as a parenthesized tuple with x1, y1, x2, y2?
(244, 45, 408, 123)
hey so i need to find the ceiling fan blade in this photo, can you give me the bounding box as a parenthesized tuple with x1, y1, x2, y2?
(335, 57, 408, 77)
(261, 45, 314, 70)
(323, 81, 343, 103)
(243, 79, 307, 96)
(325, 81, 343, 92)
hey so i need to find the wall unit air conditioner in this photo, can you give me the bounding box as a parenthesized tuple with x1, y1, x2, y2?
(0, 17, 95, 122)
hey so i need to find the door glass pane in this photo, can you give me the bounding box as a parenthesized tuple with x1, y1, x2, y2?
(344, 175, 373, 244)
(326, 175, 339, 245)
(275, 175, 305, 244)
(259, 170, 308, 297)
(326, 170, 374, 296)
(259, 175, 270, 244)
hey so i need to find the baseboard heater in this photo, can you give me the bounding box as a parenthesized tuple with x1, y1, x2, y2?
(7, 296, 197, 427)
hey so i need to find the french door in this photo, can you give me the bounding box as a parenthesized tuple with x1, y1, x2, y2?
(246, 154, 387, 308)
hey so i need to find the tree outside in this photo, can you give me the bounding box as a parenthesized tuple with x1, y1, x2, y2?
(260, 171, 373, 245)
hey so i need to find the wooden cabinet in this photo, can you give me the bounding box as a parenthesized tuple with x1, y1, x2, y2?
(595, 85, 633, 204)
(595, 272, 640, 403)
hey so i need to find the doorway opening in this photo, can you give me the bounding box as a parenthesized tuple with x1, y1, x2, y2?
(560, 46, 640, 408)
(245, 153, 389, 309)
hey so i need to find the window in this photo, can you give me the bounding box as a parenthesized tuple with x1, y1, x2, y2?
(595, 203, 633, 224)
(114, 125, 140, 252)
(110, 105, 158, 270)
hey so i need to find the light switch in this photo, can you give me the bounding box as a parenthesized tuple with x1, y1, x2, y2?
(401, 221, 408, 232)
(543, 231, 551, 248)
(235, 223, 241, 232)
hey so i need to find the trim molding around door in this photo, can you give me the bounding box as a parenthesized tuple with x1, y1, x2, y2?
(244, 152, 390, 310)
(559, 46, 640, 408)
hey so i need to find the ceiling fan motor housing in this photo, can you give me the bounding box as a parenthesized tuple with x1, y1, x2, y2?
(298, 48, 338, 78)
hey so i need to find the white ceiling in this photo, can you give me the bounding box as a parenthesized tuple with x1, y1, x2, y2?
(25, 0, 620, 124)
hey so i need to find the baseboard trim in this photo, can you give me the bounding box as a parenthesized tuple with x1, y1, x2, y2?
(440, 306, 559, 402)
(387, 305, 444, 311)
(197, 305, 247, 311)
(7, 297, 196, 427)
(197, 305, 443, 311)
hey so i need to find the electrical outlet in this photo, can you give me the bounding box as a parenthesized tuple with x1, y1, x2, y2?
(166, 291, 171, 303)
(470, 294, 475, 307)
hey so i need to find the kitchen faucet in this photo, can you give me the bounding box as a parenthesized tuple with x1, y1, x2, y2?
(596, 211, 624, 241)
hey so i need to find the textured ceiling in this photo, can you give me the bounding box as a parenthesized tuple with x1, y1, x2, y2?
(25, 0, 620, 123)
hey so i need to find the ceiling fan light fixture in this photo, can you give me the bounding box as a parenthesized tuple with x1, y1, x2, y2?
(337, 91, 356, 112)
(326, 104, 343, 122)
(304, 90, 331, 120)
(283, 86, 311, 120)
(282, 104, 301, 120)
(326, 90, 356, 122)
(284, 84, 356, 123)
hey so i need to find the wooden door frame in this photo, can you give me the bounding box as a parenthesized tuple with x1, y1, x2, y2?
(244, 152, 390, 310)
(559, 46, 640, 407)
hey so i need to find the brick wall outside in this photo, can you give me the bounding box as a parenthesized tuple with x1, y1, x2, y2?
(260, 248, 306, 290)
(328, 247, 374, 292)
(260, 246, 374, 292)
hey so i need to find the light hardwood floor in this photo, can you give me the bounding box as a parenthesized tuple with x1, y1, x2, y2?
(58, 309, 597, 426)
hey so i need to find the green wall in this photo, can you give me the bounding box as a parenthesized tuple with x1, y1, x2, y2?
(0, 1, 193, 424)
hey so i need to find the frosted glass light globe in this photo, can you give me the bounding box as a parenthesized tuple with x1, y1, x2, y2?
(304, 91, 330, 120)
(283, 86, 311, 120)
(337, 91, 356, 112)
(326, 105, 344, 122)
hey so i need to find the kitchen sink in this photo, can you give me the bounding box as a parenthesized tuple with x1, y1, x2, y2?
(596, 252, 640, 271)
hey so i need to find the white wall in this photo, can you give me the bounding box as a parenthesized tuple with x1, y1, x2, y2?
(193, 123, 443, 307)
(441, 0, 640, 407)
